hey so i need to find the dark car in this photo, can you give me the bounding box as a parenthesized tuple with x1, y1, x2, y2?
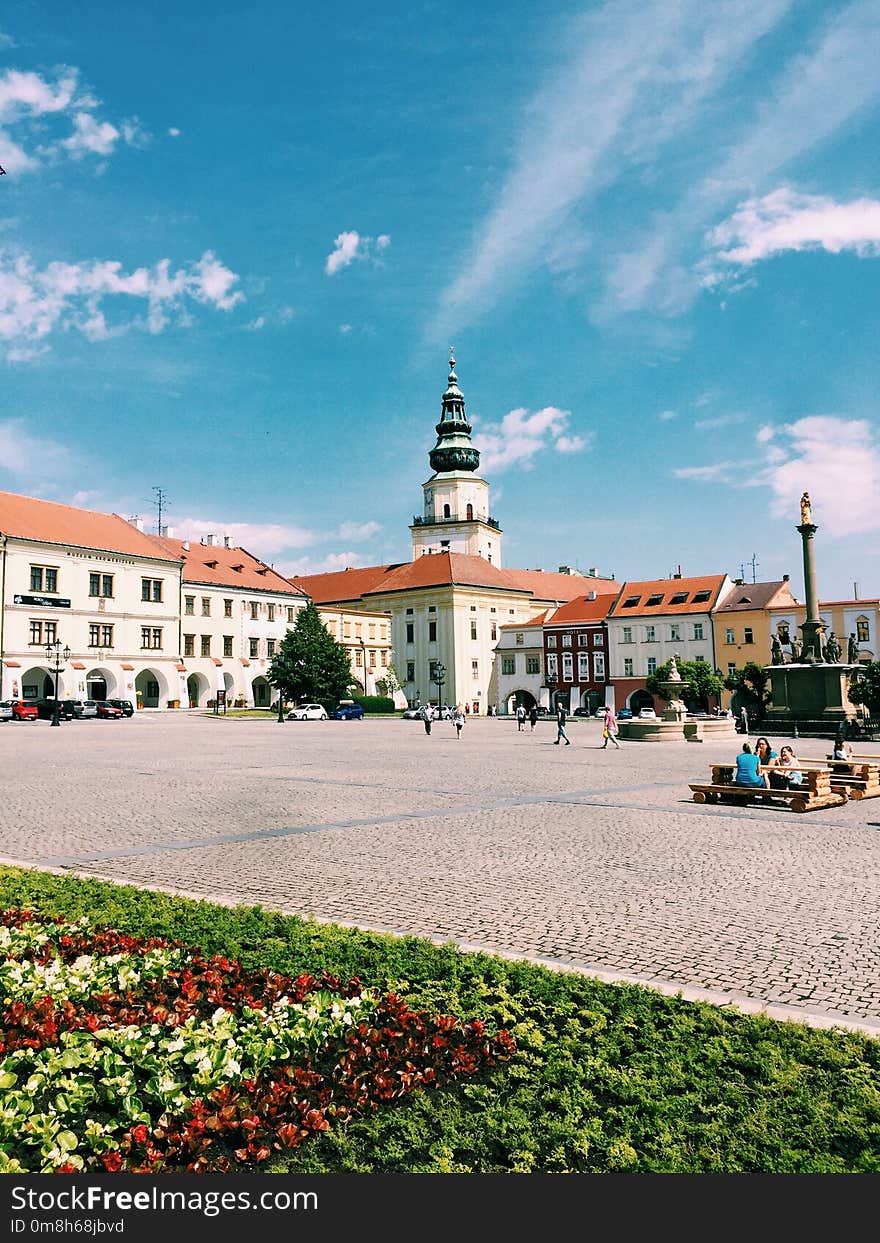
(94, 700, 123, 719)
(36, 699, 76, 721)
(332, 700, 365, 720)
(617, 708, 633, 720)
(107, 698, 134, 717)
(572, 706, 593, 717)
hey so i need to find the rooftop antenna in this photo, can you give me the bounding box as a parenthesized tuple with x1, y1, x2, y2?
(748, 552, 759, 584)
(152, 486, 168, 537)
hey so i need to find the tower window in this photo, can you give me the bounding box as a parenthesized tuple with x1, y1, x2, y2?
(466, 503, 473, 520)
(443, 503, 450, 518)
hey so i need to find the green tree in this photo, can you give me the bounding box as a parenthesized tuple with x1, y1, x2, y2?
(268, 602, 354, 710)
(646, 658, 725, 712)
(848, 662, 880, 715)
(375, 653, 404, 702)
(723, 661, 773, 721)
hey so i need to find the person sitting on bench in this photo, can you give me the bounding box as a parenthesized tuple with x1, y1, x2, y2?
(768, 744, 804, 789)
(734, 742, 768, 788)
(832, 735, 854, 775)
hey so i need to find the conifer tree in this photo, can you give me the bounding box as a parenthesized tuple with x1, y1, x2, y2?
(268, 602, 353, 708)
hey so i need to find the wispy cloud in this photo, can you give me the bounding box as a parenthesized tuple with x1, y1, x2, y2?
(474, 406, 593, 474)
(702, 188, 880, 286)
(694, 413, 747, 430)
(325, 230, 390, 276)
(171, 517, 321, 556)
(431, 0, 794, 336)
(672, 462, 734, 480)
(0, 418, 81, 480)
(337, 520, 381, 541)
(283, 551, 368, 577)
(0, 249, 243, 357)
(657, 409, 677, 422)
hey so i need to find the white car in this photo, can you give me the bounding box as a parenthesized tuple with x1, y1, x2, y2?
(638, 707, 657, 719)
(0, 701, 12, 723)
(287, 703, 328, 721)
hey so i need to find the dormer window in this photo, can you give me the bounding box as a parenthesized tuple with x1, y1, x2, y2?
(646, 593, 664, 607)
(622, 595, 641, 608)
(692, 590, 712, 604)
(670, 592, 689, 605)
(205, 560, 218, 569)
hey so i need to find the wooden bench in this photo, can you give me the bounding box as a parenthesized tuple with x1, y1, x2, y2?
(689, 764, 846, 813)
(814, 754, 880, 801)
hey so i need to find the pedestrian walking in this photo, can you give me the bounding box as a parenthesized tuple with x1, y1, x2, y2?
(601, 706, 620, 749)
(452, 705, 465, 740)
(529, 704, 538, 732)
(739, 706, 749, 735)
(516, 704, 526, 732)
(554, 702, 570, 745)
(420, 702, 433, 735)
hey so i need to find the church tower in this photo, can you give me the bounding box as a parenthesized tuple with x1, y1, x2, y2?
(410, 350, 503, 565)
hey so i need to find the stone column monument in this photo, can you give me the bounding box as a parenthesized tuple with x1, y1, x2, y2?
(796, 491, 826, 662)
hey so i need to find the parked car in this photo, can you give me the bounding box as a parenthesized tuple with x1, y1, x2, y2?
(287, 703, 328, 721)
(94, 700, 123, 719)
(107, 698, 134, 717)
(616, 708, 633, 720)
(572, 706, 592, 717)
(593, 707, 609, 718)
(36, 699, 76, 721)
(638, 707, 657, 719)
(433, 704, 454, 720)
(402, 705, 425, 719)
(9, 699, 38, 721)
(77, 700, 98, 719)
(0, 701, 13, 723)
(332, 701, 364, 720)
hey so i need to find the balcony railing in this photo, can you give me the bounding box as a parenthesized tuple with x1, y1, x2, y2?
(412, 514, 501, 530)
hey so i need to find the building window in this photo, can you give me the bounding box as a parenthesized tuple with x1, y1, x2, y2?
(692, 591, 712, 604)
(670, 592, 689, 605)
(776, 622, 790, 643)
(727, 662, 737, 677)
(428, 606, 436, 613)
(381, 651, 387, 666)
(249, 638, 259, 659)
(857, 617, 870, 643)
(622, 595, 641, 608)
(342, 621, 351, 638)
(101, 625, 113, 648)
(185, 596, 195, 616)
(286, 606, 296, 623)
(562, 634, 572, 648)
(562, 653, 573, 681)
(744, 627, 754, 644)
(250, 602, 259, 620)
(267, 638, 276, 658)
(471, 659, 479, 679)
(725, 628, 735, 644)
(31, 566, 59, 593)
(592, 632, 602, 646)
(578, 633, 588, 647)
(201, 597, 211, 616)
(622, 627, 632, 644)
(526, 656, 541, 675)
(266, 604, 275, 622)
(502, 656, 516, 676)
(693, 623, 704, 640)
(225, 599, 234, 618)
(646, 593, 664, 607)
(428, 621, 437, 642)
(546, 653, 557, 679)
(406, 661, 415, 682)
(578, 652, 590, 679)
(670, 624, 681, 642)
(647, 656, 657, 675)
(490, 622, 497, 640)
(141, 627, 162, 650)
(547, 635, 556, 649)
(88, 623, 100, 647)
(470, 620, 478, 640)
(141, 578, 162, 602)
(89, 572, 114, 598)
(594, 652, 606, 680)
(200, 635, 211, 657)
(30, 619, 58, 645)
(645, 625, 656, 643)
(184, 634, 195, 658)
(369, 650, 376, 668)
(223, 635, 233, 657)
(624, 658, 634, 677)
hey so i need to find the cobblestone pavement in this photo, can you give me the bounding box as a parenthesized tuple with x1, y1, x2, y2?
(3, 713, 880, 1034)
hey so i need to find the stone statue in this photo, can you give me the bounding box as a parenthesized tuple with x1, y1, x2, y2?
(770, 634, 784, 665)
(848, 633, 860, 664)
(789, 637, 802, 663)
(825, 632, 841, 663)
(799, 491, 812, 525)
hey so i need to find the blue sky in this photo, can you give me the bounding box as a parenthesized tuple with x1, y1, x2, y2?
(1, 0, 879, 600)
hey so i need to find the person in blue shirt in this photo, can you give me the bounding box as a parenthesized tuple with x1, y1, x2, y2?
(754, 737, 777, 768)
(734, 742, 768, 787)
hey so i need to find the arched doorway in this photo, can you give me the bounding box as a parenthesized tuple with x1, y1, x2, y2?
(186, 672, 210, 708)
(86, 666, 115, 701)
(506, 689, 536, 714)
(22, 665, 54, 701)
(251, 675, 270, 707)
(580, 689, 601, 714)
(629, 689, 655, 713)
(223, 672, 235, 703)
(135, 667, 167, 708)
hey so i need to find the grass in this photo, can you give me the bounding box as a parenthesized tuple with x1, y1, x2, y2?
(1, 865, 878, 1173)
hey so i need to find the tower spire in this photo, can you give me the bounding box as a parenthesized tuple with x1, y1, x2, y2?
(429, 348, 480, 473)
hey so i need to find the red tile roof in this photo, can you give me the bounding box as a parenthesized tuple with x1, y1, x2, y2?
(544, 593, 619, 625)
(290, 564, 404, 604)
(0, 490, 182, 562)
(498, 610, 550, 630)
(150, 536, 307, 596)
(608, 575, 728, 617)
(715, 581, 799, 612)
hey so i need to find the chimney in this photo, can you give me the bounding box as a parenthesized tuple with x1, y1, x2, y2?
(587, 590, 597, 601)
(182, 540, 190, 552)
(735, 578, 744, 586)
(128, 516, 144, 532)
(165, 526, 175, 539)
(588, 567, 597, 576)
(783, 573, 790, 582)
(558, 565, 570, 575)
(206, 534, 215, 546)
(854, 582, 860, 600)
(224, 535, 231, 548)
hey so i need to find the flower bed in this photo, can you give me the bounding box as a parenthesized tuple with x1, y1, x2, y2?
(0, 910, 514, 1174)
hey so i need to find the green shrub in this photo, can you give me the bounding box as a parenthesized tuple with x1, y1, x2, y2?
(353, 695, 394, 713)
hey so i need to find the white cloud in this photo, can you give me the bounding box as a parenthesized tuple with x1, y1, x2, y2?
(167, 126, 180, 138)
(0, 418, 77, 478)
(0, 248, 244, 354)
(337, 520, 381, 541)
(762, 416, 880, 536)
(0, 31, 16, 49)
(282, 551, 366, 577)
(173, 518, 321, 556)
(755, 425, 775, 444)
(672, 462, 734, 480)
(703, 188, 880, 282)
(694, 413, 747, 430)
(61, 111, 120, 157)
(475, 406, 592, 474)
(324, 230, 390, 275)
(339, 323, 353, 334)
(657, 409, 677, 422)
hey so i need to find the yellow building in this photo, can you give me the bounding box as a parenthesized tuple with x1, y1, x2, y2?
(713, 578, 801, 704)
(317, 605, 396, 699)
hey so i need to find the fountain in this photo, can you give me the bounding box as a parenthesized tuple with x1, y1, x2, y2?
(617, 653, 737, 743)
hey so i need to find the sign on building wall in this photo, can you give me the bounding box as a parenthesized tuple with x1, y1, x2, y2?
(13, 594, 72, 608)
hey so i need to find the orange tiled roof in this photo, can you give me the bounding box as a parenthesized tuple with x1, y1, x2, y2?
(0, 490, 182, 562)
(544, 592, 620, 625)
(715, 581, 799, 613)
(607, 574, 728, 617)
(150, 536, 307, 597)
(290, 564, 404, 604)
(498, 609, 550, 630)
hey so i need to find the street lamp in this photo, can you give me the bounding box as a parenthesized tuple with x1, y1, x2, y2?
(547, 674, 557, 713)
(45, 640, 71, 728)
(360, 637, 369, 697)
(434, 661, 446, 708)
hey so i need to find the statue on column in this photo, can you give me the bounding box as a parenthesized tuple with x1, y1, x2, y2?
(789, 636, 802, 662)
(825, 632, 841, 663)
(799, 491, 812, 524)
(770, 634, 784, 665)
(848, 633, 860, 664)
